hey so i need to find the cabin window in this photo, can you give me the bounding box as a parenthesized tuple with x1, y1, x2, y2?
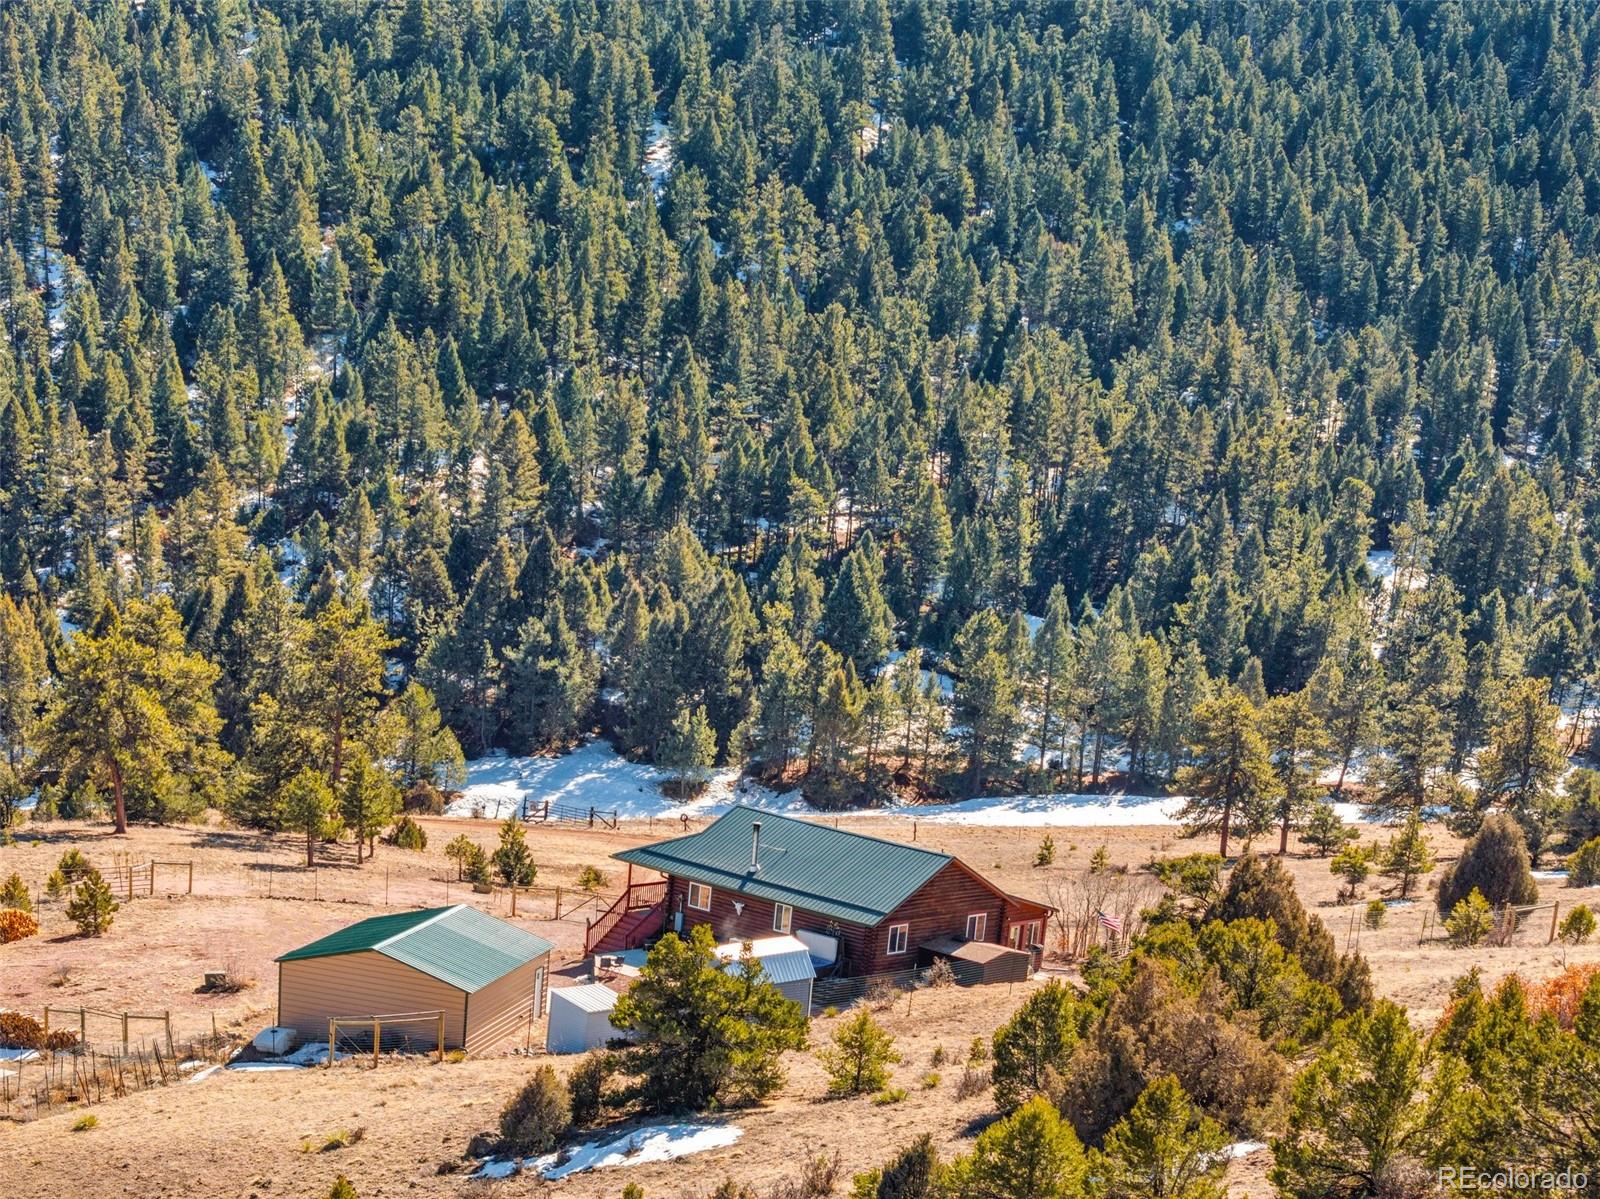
(772, 903, 792, 934)
(965, 913, 987, 942)
(886, 923, 909, 955)
(1008, 921, 1039, 948)
(688, 882, 712, 911)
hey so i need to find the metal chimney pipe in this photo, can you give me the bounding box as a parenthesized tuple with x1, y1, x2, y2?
(749, 821, 762, 872)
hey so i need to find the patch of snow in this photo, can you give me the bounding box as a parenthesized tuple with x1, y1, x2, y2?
(889, 793, 1380, 829)
(448, 741, 795, 822)
(475, 1122, 742, 1180)
(1222, 1140, 1268, 1159)
(228, 1041, 346, 1070)
(1532, 869, 1569, 881)
(184, 1064, 222, 1084)
(0, 1048, 39, 1063)
(642, 118, 673, 196)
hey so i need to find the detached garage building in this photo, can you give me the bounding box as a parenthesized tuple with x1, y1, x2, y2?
(276, 905, 553, 1054)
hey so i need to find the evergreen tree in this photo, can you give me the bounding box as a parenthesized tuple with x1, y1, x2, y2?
(1178, 690, 1280, 857)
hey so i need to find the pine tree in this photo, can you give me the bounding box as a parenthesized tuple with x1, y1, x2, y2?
(491, 816, 535, 886)
(66, 868, 120, 937)
(821, 1010, 900, 1096)
(1096, 1075, 1228, 1199)
(1378, 810, 1435, 899)
(340, 751, 401, 864)
(1179, 689, 1279, 857)
(658, 705, 718, 797)
(276, 767, 332, 865)
(40, 600, 228, 832)
(1474, 678, 1567, 862)
(1263, 690, 1329, 855)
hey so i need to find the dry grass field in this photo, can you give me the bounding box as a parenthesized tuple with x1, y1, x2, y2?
(2, 809, 1597, 1198)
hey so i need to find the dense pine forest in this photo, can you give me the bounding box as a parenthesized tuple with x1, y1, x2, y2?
(2, 0, 1600, 858)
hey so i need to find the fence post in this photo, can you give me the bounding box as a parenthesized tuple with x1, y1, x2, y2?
(1550, 901, 1560, 944)
(42, 1008, 48, 1044)
(187, 861, 194, 894)
(327, 1020, 335, 1068)
(555, 887, 562, 919)
(164, 1012, 173, 1057)
(437, 1012, 445, 1064)
(385, 868, 390, 906)
(589, 807, 595, 828)
(121, 1013, 129, 1052)
(373, 1020, 381, 1068)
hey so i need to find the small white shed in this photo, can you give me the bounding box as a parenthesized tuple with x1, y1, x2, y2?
(717, 935, 816, 1012)
(545, 983, 622, 1055)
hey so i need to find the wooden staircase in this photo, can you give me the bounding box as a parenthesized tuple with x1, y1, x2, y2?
(585, 881, 668, 955)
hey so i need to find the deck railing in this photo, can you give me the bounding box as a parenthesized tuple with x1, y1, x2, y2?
(584, 880, 668, 955)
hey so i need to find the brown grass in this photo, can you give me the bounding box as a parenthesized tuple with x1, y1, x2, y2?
(1, 810, 1596, 1198)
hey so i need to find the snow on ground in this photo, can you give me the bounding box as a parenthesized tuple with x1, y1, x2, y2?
(0, 1048, 39, 1063)
(642, 118, 673, 196)
(448, 742, 797, 822)
(891, 793, 1375, 829)
(478, 1122, 742, 1180)
(450, 740, 1385, 828)
(1222, 1141, 1269, 1159)
(228, 1042, 347, 1071)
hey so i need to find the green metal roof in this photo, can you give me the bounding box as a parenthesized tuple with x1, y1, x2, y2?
(613, 806, 953, 926)
(277, 905, 553, 993)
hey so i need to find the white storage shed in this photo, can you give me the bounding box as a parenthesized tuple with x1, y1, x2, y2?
(717, 935, 816, 1012)
(545, 983, 622, 1055)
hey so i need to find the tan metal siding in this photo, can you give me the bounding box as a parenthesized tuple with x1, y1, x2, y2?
(277, 951, 466, 1048)
(462, 954, 550, 1055)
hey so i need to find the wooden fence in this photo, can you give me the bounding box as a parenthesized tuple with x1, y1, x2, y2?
(519, 797, 620, 828)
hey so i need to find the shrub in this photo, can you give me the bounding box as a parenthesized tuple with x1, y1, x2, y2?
(499, 1064, 571, 1155)
(871, 1087, 907, 1105)
(464, 844, 492, 886)
(71, 1114, 97, 1132)
(388, 814, 427, 851)
(929, 1044, 948, 1067)
(443, 834, 476, 879)
(402, 780, 445, 815)
(1090, 845, 1110, 874)
(326, 1177, 358, 1199)
(0, 908, 39, 943)
(1330, 845, 1372, 899)
(822, 1010, 900, 1096)
(955, 1065, 989, 1099)
(1559, 905, 1596, 945)
(1364, 900, 1387, 931)
(45, 869, 67, 899)
(852, 1136, 940, 1199)
(1035, 835, 1056, 866)
(924, 957, 955, 988)
(1569, 837, 1600, 888)
(921, 1071, 940, 1089)
(56, 849, 91, 882)
(1446, 889, 1495, 947)
(1437, 814, 1539, 916)
(0, 871, 30, 911)
(492, 816, 535, 886)
(567, 1052, 615, 1126)
(1302, 801, 1357, 856)
(66, 869, 118, 936)
(577, 865, 607, 892)
(991, 980, 1080, 1111)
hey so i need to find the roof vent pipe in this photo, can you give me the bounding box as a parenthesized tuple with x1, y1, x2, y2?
(749, 821, 762, 872)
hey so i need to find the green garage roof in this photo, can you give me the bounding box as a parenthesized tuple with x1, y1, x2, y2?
(277, 905, 553, 993)
(613, 806, 953, 926)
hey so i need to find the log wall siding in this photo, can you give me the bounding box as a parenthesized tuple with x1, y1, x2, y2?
(664, 875, 875, 972)
(661, 860, 1023, 977)
(463, 954, 550, 1054)
(866, 861, 1009, 975)
(278, 951, 466, 1048)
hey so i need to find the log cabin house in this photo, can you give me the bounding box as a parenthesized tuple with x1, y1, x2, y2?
(587, 806, 1051, 977)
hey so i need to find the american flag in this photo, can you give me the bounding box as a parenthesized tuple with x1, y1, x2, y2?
(1097, 909, 1123, 935)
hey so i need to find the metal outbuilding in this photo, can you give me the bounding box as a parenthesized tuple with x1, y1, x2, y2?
(276, 905, 553, 1054)
(717, 934, 817, 1011)
(545, 983, 624, 1054)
